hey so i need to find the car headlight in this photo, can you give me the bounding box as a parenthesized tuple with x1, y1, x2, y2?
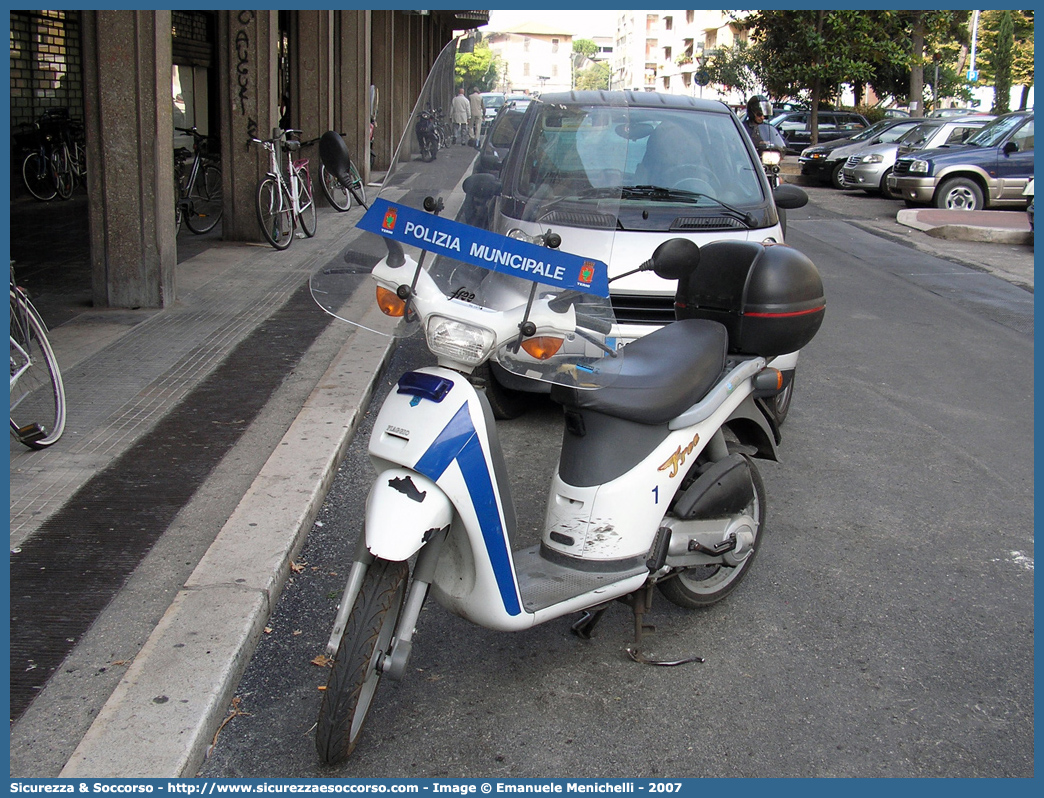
(426, 315, 496, 366)
(860, 153, 884, 164)
(803, 150, 825, 159)
(909, 159, 930, 175)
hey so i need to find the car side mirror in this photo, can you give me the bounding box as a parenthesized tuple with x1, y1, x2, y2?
(773, 183, 808, 209)
(462, 172, 502, 200)
(1003, 141, 1019, 156)
(478, 152, 502, 173)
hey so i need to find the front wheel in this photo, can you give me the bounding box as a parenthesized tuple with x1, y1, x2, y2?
(256, 176, 294, 250)
(22, 153, 57, 201)
(295, 169, 318, 238)
(316, 558, 409, 766)
(934, 177, 984, 211)
(658, 455, 766, 609)
(829, 161, 847, 190)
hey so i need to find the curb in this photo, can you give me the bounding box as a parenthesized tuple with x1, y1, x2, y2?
(895, 209, 1033, 244)
(59, 318, 396, 778)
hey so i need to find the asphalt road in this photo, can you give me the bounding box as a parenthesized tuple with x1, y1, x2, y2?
(199, 186, 1034, 778)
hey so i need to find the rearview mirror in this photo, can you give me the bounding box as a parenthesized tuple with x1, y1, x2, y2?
(649, 238, 700, 281)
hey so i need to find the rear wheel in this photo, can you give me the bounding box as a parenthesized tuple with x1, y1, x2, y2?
(256, 176, 294, 250)
(320, 164, 351, 211)
(345, 161, 367, 208)
(10, 290, 66, 449)
(658, 455, 765, 609)
(934, 177, 984, 211)
(316, 559, 409, 766)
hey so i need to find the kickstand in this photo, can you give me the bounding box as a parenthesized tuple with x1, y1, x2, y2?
(571, 604, 609, 639)
(621, 584, 705, 667)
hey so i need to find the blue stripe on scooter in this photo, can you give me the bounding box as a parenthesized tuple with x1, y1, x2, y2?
(414, 403, 522, 616)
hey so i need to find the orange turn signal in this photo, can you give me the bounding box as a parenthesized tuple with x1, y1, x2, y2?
(376, 286, 407, 317)
(520, 336, 564, 360)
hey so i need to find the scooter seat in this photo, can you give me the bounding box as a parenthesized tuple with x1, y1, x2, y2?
(551, 319, 728, 425)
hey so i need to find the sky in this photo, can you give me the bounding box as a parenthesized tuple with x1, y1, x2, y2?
(485, 9, 618, 38)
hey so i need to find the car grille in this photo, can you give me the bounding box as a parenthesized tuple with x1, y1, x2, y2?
(893, 159, 914, 176)
(669, 216, 748, 231)
(844, 155, 861, 169)
(610, 293, 675, 325)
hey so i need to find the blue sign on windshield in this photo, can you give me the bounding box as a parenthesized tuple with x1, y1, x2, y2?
(358, 199, 610, 298)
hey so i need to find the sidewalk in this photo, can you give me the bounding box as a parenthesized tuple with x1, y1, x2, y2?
(9, 194, 395, 778)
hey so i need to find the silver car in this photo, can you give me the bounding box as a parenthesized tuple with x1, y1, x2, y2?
(842, 116, 993, 198)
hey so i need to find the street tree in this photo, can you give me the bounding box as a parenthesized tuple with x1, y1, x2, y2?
(575, 61, 611, 91)
(703, 40, 760, 101)
(455, 37, 500, 92)
(990, 10, 1014, 114)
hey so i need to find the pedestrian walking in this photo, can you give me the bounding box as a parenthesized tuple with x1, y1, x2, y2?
(450, 87, 470, 145)
(469, 86, 484, 147)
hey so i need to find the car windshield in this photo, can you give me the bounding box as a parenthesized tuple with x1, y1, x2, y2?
(515, 103, 764, 206)
(966, 114, 1028, 147)
(851, 119, 895, 142)
(899, 122, 943, 149)
(876, 122, 918, 143)
(483, 94, 505, 110)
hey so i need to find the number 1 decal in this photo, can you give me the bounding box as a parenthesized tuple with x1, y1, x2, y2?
(652, 485, 659, 504)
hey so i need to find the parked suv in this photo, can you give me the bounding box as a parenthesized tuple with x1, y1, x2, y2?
(799, 117, 920, 188)
(891, 111, 1034, 210)
(842, 116, 993, 197)
(770, 110, 870, 154)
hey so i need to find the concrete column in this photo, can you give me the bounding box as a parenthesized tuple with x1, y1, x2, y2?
(333, 10, 371, 183)
(392, 12, 412, 160)
(289, 10, 333, 200)
(81, 10, 176, 309)
(370, 11, 395, 170)
(217, 10, 279, 242)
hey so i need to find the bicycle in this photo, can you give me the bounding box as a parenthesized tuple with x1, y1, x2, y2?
(315, 133, 368, 212)
(250, 129, 317, 250)
(10, 263, 66, 449)
(174, 126, 223, 235)
(21, 109, 86, 202)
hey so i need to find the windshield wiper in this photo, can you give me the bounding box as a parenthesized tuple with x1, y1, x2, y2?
(622, 185, 756, 227)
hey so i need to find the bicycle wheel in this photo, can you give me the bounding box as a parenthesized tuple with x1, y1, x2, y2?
(174, 174, 184, 236)
(255, 176, 294, 250)
(346, 160, 367, 208)
(10, 289, 66, 449)
(184, 163, 223, 234)
(319, 163, 351, 211)
(295, 169, 318, 238)
(52, 149, 74, 200)
(22, 152, 57, 201)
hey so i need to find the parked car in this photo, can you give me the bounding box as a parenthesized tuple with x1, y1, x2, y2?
(882, 108, 911, 118)
(891, 110, 1034, 210)
(1025, 178, 1034, 231)
(459, 91, 809, 418)
(799, 117, 921, 188)
(769, 109, 870, 154)
(474, 98, 530, 177)
(480, 92, 505, 136)
(928, 106, 987, 118)
(842, 115, 993, 197)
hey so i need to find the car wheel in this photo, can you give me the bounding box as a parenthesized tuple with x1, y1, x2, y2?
(829, 161, 847, 190)
(880, 168, 901, 199)
(934, 177, 984, 211)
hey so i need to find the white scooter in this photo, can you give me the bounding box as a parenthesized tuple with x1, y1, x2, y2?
(311, 43, 824, 768)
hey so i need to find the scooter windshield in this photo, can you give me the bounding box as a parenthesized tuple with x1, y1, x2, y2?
(312, 35, 642, 389)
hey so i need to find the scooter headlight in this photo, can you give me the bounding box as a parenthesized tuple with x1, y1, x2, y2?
(426, 315, 496, 366)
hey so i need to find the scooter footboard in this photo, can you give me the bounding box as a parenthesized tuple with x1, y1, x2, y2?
(365, 467, 453, 561)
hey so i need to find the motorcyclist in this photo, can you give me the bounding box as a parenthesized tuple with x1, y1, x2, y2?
(742, 95, 773, 147)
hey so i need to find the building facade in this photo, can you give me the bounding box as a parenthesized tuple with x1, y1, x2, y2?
(9, 9, 487, 309)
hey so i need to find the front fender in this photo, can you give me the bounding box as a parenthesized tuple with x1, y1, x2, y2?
(366, 467, 453, 561)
